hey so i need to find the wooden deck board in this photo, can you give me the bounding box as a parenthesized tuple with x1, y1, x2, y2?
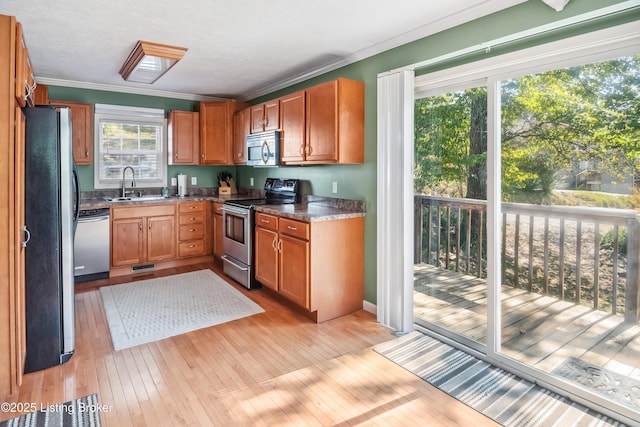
(414, 264, 640, 382)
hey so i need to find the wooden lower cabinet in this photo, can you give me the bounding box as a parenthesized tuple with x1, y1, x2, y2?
(212, 202, 224, 259)
(177, 201, 209, 258)
(278, 234, 310, 309)
(111, 204, 176, 267)
(255, 221, 279, 291)
(254, 212, 363, 322)
(146, 216, 176, 261)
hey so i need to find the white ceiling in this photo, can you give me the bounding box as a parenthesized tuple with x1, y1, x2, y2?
(1, 0, 529, 101)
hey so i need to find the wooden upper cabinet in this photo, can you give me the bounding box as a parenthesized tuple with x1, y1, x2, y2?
(50, 100, 93, 165)
(200, 100, 236, 165)
(14, 22, 28, 108)
(279, 90, 306, 164)
(168, 110, 199, 165)
(250, 100, 279, 133)
(32, 84, 48, 105)
(305, 78, 364, 164)
(232, 107, 251, 164)
(277, 78, 364, 165)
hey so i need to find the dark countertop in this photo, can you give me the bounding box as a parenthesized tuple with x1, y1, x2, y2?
(79, 194, 257, 210)
(255, 203, 365, 222)
(80, 194, 365, 222)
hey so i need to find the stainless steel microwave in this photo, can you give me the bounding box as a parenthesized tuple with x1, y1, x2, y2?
(246, 131, 280, 166)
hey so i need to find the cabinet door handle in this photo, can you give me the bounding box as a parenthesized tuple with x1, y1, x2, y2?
(21, 226, 31, 248)
(271, 237, 277, 252)
(85, 150, 89, 158)
(299, 145, 304, 155)
(148, 223, 152, 230)
(139, 223, 143, 232)
(287, 225, 297, 231)
(277, 239, 282, 253)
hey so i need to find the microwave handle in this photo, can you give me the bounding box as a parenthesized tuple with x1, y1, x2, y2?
(261, 140, 271, 164)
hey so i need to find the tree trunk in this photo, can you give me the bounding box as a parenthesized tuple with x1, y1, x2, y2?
(466, 90, 487, 200)
(465, 90, 488, 268)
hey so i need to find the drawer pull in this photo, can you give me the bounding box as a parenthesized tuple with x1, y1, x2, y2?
(287, 225, 297, 231)
(189, 229, 196, 232)
(261, 219, 270, 223)
(189, 244, 195, 248)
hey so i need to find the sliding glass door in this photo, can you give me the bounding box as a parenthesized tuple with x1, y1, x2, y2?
(412, 46, 640, 422)
(498, 56, 640, 415)
(413, 85, 488, 349)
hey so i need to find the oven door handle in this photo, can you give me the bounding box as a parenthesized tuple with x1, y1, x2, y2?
(221, 204, 251, 217)
(221, 255, 249, 271)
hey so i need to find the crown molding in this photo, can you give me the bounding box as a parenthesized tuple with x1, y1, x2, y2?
(238, 0, 527, 101)
(35, 77, 230, 102)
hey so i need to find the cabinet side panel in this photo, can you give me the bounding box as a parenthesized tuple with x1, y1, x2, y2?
(310, 217, 364, 322)
(0, 14, 18, 395)
(337, 79, 365, 164)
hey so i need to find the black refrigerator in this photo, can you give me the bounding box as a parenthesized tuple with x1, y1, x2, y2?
(23, 105, 79, 373)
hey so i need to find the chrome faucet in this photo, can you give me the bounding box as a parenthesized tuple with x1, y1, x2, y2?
(121, 166, 136, 197)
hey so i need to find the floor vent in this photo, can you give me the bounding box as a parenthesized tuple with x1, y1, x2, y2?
(131, 263, 155, 273)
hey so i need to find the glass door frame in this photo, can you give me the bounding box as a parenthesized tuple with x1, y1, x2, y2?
(381, 20, 640, 424)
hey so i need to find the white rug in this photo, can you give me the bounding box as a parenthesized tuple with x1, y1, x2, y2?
(100, 270, 264, 350)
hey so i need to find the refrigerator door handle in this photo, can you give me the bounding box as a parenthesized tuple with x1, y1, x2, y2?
(22, 225, 31, 247)
(72, 164, 80, 225)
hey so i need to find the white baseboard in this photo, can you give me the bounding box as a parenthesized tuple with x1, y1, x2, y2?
(362, 300, 377, 315)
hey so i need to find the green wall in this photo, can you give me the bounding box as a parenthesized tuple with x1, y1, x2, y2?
(50, 0, 636, 305)
(46, 86, 232, 192)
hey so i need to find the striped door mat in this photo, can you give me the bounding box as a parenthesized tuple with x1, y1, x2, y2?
(0, 394, 102, 427)
(374, 331, 626, 427)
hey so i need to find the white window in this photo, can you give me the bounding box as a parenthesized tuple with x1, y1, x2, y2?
(94, 104, 167, 189)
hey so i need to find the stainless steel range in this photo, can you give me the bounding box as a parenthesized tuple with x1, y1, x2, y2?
(221, 178, 301, 289)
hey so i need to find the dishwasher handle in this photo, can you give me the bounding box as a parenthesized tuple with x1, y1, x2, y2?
(78, 216, 109, 223)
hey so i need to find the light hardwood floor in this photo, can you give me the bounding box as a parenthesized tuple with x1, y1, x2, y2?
(2, 263, 498, 426)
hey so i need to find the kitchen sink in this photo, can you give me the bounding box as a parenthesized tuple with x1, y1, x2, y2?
(103, 195, 170, 202)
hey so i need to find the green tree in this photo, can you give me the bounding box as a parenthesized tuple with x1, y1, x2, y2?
(415, 55, 640, 199)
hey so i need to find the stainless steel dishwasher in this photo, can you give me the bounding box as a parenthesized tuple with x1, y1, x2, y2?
(74, 208, 110, 282)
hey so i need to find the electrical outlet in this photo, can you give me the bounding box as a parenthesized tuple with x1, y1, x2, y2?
(332, 182, 338, 193)
(250, 177, 254, 186)
(171, 177, 177, 186)
(191, 176, 197, 185)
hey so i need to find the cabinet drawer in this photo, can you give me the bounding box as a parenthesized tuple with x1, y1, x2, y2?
(179, 201, 205, 213)
(279, 218, 309, 240)
(178, 240, 205, 257)
(178, 212, 205, 225)
(179, 224, 205, 240)
(256, 212, 278, 231)
(213, 202, 224, 215)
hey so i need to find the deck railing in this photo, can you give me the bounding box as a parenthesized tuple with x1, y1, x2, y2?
(414, 195, 640, 323)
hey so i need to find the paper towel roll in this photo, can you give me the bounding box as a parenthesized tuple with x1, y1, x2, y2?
(177, 173, 188, 197)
